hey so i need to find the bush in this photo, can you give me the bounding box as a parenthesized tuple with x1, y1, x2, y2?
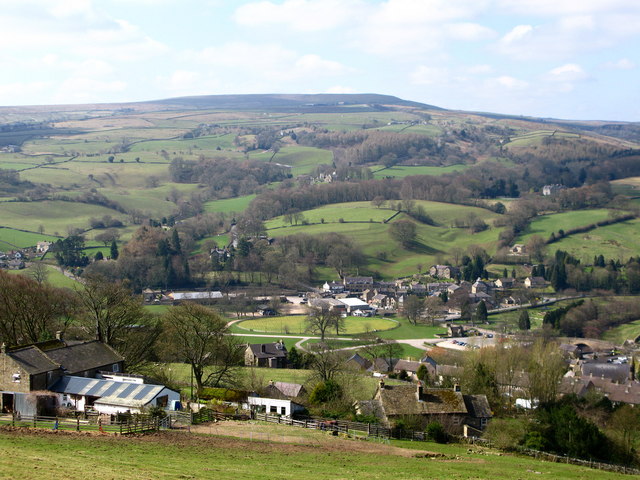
(199, 387, 247, 403)
(425, 421, 448, 443)
(309, 380, 342, 405)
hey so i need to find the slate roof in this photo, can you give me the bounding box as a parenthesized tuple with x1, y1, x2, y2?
(247, 342, 287, 359)
(346, 353, 372, 370)
(463, 394, 492, 418)
(51, 376, 174, 408)
(45, 341, 124, 374)
(378, 384, 468, 416)
(8, 346, 60, 375)
(394, 359, 422, 373)
(581, 362, 630, 383)
(265, 381, 305, 398)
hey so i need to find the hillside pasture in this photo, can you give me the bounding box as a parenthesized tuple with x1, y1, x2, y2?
(516, 209, 613, 244)
(372, 164, 468, 179)
(235, 315, 398, 336)
(602, 320, 640, 344)
(266, 202, 395, 228)
(204, 194, 256, 214)
(548, 217, 640, 261)
(0, 427, 627, 480)
(7, 262, 80, 289)
(0, 227, 59, 249)
(375, 123, 442, 136)
(267, 214, 504, 279)
(261, 145, 333, 176)
(0, 200, 128, 234)
(504, 130, 581, 147)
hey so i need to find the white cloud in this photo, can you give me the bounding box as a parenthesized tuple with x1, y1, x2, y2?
(603, 58, 636, 70)
(234, 0, 360, 31)
(0, 81, 50, 100)
(410, 66, 450, 85)
(497, 0, 640, 16)
(492, 75, 528, 90)
(189, 42, 350, 85)
(53, 77, 127, 104)
(466, 64, 493, 74)
(547, 63, 588, 82)
(443, 22, 496, 41)
(500, 25, 534, 45)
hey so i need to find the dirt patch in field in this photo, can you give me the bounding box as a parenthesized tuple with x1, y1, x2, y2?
(188, 420, 438, 458)
(0, 423, 445, 459)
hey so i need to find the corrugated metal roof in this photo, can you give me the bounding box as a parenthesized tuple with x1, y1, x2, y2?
(51, 376, 171, 407)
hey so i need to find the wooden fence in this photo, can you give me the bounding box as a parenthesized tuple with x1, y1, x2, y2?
(0, 413, 160, 435)
(252, 412, 391, 440)
(516, 447, 640, 476)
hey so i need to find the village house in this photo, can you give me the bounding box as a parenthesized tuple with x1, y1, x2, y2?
(429, 265, 460, 279)
(343, 276, 374, 293)
(36, 241, 52, 254)
(509, 244, 526, 255)
(244, 341, 288, 368)
(542, 184, 567, 196)
(524, 276, 547, 288)
(493, 277, 517, 289)
(357, 381, 491, 435)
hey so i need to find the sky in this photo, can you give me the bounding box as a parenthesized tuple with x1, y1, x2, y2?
(1, 0, 639, 121)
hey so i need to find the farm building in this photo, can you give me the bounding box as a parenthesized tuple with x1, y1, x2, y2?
(0, 336, 124, 416)
(246, 396, 305, 416)
(168, 291, 223, 304)
(50, 375, 181, 415)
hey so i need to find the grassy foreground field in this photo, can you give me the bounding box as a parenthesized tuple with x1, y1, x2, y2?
(0, 428, 628, 480)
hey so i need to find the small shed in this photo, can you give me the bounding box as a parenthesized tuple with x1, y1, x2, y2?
(51, 376, 180, 415)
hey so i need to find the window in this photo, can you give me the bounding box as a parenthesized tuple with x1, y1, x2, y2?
(112, 363, 120, 373)
(452, 416, 461, 425)
(12, 373, 20, 383)
(270, 406, 277, 413)
(281, 407, 286, 415)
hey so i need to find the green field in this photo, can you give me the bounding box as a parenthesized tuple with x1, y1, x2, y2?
(602, 320, 640, 344)
(235, 315, 398, 336)
(268, 145, 333, 176)
(204, 194, 257, 214)
(266, 202, 396, 228)
(0, 227, 59, 249)
(267, 212, 504, 279)
(549, 218, 640, 261)
(516, 209, 614, 244)
(0, 200, 127, 235)
(0, 428, 627, 480)
(372, 164, 468, 179)
(505, 130, 581, 147)
(7, 262, 80, 289)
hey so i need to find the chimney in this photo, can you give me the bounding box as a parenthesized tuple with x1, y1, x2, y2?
(417, 381, 423, 399)
(1, 342, 5, 354)
(55, 331, 63, 341)
(453, 384, 461, 393)
(379, 379, 385, 389)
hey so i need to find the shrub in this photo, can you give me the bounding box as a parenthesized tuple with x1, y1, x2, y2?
(425, 421, 448, 443)
(309, 380, 342, 405)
